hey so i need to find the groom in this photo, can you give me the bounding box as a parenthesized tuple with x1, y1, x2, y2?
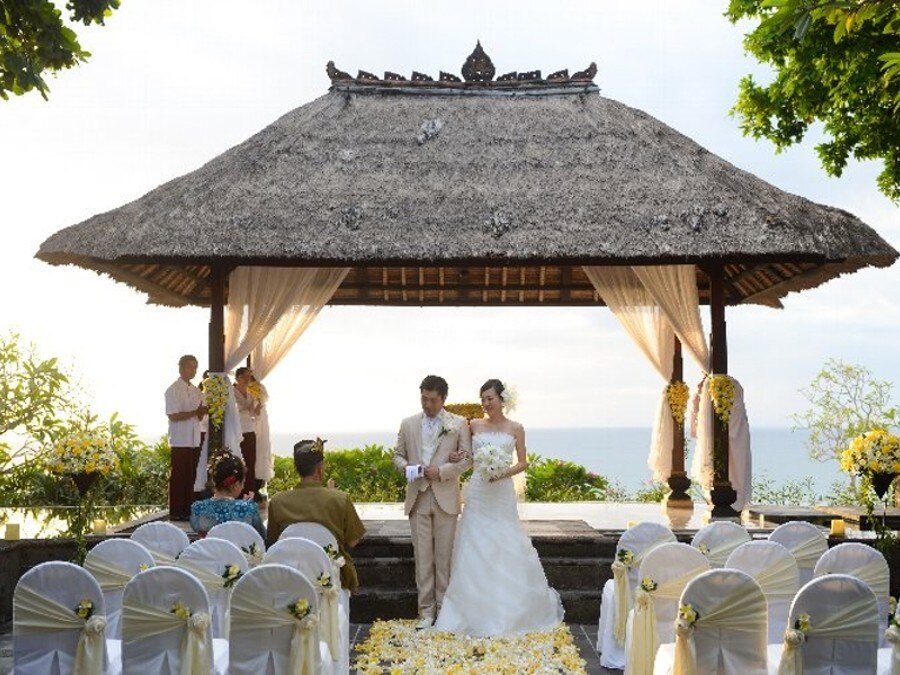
(393, 375, 472, 629)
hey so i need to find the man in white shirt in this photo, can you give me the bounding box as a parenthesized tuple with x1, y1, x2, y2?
(164, 354, 207, 520)
(393, 375, 472, 629)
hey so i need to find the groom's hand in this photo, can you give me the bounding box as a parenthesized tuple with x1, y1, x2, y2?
(449, 450, 463, 463)
(423, 465, 439, 480)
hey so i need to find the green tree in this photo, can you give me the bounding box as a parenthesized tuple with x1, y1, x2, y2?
(792, 358, 899, 484)
(1, 0, 120, 100)
(726, 0, 900, 200)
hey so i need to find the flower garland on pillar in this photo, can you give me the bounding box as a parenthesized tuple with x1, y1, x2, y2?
(707, 375, 736, 423)
(666, 381, 690, 427)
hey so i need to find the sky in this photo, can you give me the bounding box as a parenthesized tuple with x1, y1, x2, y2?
(2, 0, 898, 441)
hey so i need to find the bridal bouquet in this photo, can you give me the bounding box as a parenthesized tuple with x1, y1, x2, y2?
(474, 444, 508, 481)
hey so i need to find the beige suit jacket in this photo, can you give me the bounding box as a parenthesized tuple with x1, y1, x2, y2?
(393, 410, 473, 515)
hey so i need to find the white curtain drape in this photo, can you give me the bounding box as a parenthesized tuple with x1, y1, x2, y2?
(583, 266, 675, 483)
(214, 266, 348, 483)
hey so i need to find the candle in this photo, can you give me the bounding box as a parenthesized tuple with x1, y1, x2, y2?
(830, 519, 845, 537)
(758, 514, 766, 528)
(626, 520, 638, 529)
(92, 519, 107, 535)
(4, 523, 20, 540)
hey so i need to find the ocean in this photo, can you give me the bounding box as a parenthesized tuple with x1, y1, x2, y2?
(270, 427, 841, 496)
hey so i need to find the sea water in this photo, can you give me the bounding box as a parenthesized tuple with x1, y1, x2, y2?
(271, 427, 840, 495)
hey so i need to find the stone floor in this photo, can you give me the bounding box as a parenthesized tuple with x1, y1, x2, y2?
(0, 622, 618, 674)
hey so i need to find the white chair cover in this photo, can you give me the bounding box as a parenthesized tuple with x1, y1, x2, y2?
(84, 538, 155, 640)
(264, 538, 345, 670)
(879, 603, 900, 675)
(14, 561, 112, 675)
(772, 574, 878, 675)
(130, 522, 191, 566)
(598, 522, 676, 669)
(281, 522, 338, 548)
(206, 521, 265, 567)
(653, 569, 768, 675)
(176, 538, 248, 639)
(229, 564, 322, 675)
(726, 540, 799, 644)
(768, 521, 828, 588)
(815, 542, 890, 647)
(121, 566, 222, 675)
(690, 521, 751, 568)
(626, 543, 709, 675)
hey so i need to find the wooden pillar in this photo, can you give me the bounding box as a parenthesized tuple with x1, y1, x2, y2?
(707, 263, 739, 518)
(666, 336, 692, 508)
(207, 264, 226, 453)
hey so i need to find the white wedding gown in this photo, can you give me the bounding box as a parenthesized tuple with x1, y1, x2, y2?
(433, 431, 564, 636)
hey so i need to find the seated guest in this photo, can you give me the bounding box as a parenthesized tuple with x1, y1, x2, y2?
(190, 451, 266, 539)
(266, 438, 366, 593)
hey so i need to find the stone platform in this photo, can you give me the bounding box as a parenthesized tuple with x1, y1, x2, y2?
(352, 519, 613, 624)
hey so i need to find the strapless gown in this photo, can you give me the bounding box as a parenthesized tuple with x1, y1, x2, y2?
(433, 431, 564, 636)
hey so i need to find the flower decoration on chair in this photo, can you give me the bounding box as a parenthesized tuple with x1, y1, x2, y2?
(784, 612, 811, 646)
(288, 598, 318, 630)
(240, 543, 263, 567)
(697, 543, 710, 556)
(317, 572, 334, 590)
(616, 548, 635, 568)
(46, 430, 119, 477)
(708, 374, 736, 423)
(323, 543, 346, 568)
(201, 374, 230, 430)
(678, 603, 699, 627)
(640, 576, 658, 593)
(75, 598, 95, 620)
(222, 564, 242, 588)
(171, 601, 192, 620)
(666, 381, 690, 427)
(500, 383, 518, 413)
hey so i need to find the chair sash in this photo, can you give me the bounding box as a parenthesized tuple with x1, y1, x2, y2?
(230, 593, 320, 675)
(15, 584, 107, 675)
(753, 555, 797, 600)
(612, 560, 629, 645)
(777, 595, 877, 675)
(702, 534, 746, 568)
(177, 559, 233, 639)
(83, 557, 133, 592)
(835, 558, 890, 597)
(886, 624, 900, 675)
(145, 548, 179, 566)
(626, 566, 707, 675)
(786, 536, 826, 570)
(672, 583, 766, 675)
(320, 585, 341, 662)
(122, 600, 211, 675)
(243, 548, 264, 568)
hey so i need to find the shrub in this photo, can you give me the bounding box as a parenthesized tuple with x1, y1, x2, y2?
(524, 454, 618, 502)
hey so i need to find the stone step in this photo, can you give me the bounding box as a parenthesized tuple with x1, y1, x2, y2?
(354, 535, 614, 560)
(350, 588, 602, 624)
(355, 556, 606, 590)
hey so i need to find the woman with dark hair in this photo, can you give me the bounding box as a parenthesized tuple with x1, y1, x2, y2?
(434, 379, 564, 636)
(189, 451, 266, 538)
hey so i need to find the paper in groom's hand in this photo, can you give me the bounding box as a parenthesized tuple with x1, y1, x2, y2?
(405, 465, 424, 483)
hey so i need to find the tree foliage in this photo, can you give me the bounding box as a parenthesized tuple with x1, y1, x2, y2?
(0, 0, 120, 100)
(727, 0, 900, 200)
(792, 358, 899, 466)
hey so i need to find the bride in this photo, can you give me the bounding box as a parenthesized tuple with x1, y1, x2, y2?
(434, 379, 564, 636)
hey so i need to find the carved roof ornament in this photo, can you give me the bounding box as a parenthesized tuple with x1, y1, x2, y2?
(325, 44, 598, 91)
(461, 41, 495, 82)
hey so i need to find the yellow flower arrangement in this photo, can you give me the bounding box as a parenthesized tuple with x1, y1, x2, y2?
(247, 380, 268, 403)
(221, 564, 242, 588)
(444, 403, 484, 420)
(678, 603, 699, 626)
(75, 598, 94, 620)
(46, 430, 119, 476)
(316, 572, 333, 589)
(666, 381, 690, 427)
(353, 620, 587, 674)
(841, 429, 900, 475)
(708, 374, 736, 424)
(794, 612, 811, 634)
(202, 374, 230, 430)
(170, 601, 191, 620)
(287, 598, 311, 620)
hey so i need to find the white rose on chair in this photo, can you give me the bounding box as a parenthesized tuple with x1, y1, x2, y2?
(474, 444, 508, 481)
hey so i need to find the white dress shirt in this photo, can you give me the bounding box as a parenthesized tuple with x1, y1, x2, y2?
(421, 412, 442, 465)
(164, 378, 203, 447)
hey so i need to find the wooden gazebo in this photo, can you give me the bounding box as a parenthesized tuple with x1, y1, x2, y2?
(37, 44, 898, 516)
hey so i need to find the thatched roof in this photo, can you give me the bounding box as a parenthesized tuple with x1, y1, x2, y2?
(36, 47, 897, 309)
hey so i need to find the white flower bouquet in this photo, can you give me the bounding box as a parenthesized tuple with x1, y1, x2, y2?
(474, 444, 509, 481)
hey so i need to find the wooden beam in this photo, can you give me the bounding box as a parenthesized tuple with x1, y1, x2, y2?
(208, 264, 226, 372)
(94, 263, 191, 307)
(740, 264, 822, 303)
